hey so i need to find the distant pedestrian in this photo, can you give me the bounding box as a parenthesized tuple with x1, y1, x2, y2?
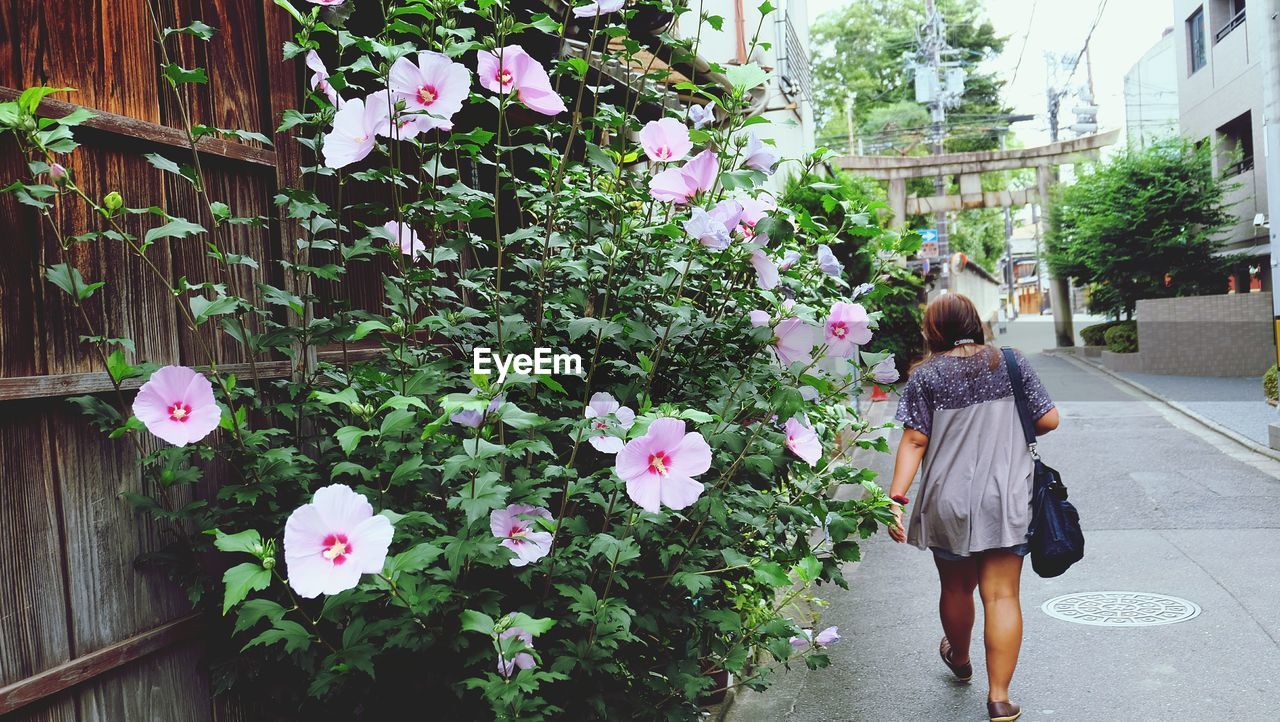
(997, 305, 1008, 335)
(886, 293, 1060, 722)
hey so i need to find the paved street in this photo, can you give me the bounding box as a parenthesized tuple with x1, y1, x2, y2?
(727, 317, 1280, 721)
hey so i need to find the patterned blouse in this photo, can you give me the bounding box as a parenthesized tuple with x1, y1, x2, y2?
(894, 348, 1055, 557)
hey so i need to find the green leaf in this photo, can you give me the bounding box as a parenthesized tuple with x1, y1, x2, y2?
(460, 610, 496, 636)
(234, 598, 286, 634)
(18, 86, 72, 114)
(242, 618, 311, 654)
(144, 218, 205, 246)
(506, 612, 556, 636)
(214, 529, 264, 556)
(350, 319, 390, 341)
(45, 263, 103, 301)
(163, 63, 209, 86)
(334, 426, 369, 455)
(725, 63, 769, 92)
(189, 295, 239, 324)
(104, 349, 139, 384)
(752, 561, 791, 588)
(164, 20, 216, 40)
(222, 562, 270, 615)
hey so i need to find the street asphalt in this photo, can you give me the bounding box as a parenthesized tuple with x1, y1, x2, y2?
(726, 317, 1280, 721)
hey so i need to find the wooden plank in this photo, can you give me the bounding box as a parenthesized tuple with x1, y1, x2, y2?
(0, 348, 384, 401)
(0, 615, 202, 716)
(74, 637, 212, 722)
(0, 88, 276, 168)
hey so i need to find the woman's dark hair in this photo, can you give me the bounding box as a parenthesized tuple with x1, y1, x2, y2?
(919, 293, 997, 367)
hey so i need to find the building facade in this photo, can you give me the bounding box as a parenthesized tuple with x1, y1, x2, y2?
(1173, 0, 1268, 289)
(1124, 27, 1181, 148)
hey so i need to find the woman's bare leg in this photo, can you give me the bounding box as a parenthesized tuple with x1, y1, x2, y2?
(977, 551, 1025, 703)
(934, 555, 979, 665)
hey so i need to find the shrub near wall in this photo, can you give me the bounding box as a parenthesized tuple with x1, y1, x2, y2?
(1080, 320, 1121, 347)
(0, 1, 909, 719)
(1104, 321, 1139, 353)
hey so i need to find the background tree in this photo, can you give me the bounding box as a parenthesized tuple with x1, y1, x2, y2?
(1046, 138, 1237, 319)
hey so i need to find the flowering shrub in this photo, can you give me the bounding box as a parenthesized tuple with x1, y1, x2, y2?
(0, 0, 918, 718)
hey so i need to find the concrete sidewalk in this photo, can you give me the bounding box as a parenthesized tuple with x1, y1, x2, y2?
(727, 319, 1280, 721)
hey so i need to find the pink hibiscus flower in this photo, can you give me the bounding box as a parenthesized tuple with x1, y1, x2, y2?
(773, 317, 814, 366)
(825, 302, 872, 357)
(685, 200, 743, 250)
(322, 96, 386, 169)
(784, 415, 822, 467)
(132, 365, 221, 446)
(383, 220, 424, 258)
(749, 309, 771, 328)
(742, 132, 780, 174)
(738, 194, 776, 243)
(573, 0, 625, 17)
(615, 418, 712, 513)
(388, 51, 470, 134)
(584, 392, 635, 453)
(639, 117, 693, 163)
(305, 50, 340, 106)
(489, 503, 554, 567)
(477, 45, 567, 116)
(497, 627, 536, 677)
(306, 0, 345, 5)
(649, 149, 719, 204)
(750, 250, 779, 290)
(283, 484, 394, 598)
(789, 625, 841, 649)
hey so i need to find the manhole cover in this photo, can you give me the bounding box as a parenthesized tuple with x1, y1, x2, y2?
(1041, 591, 1201, 627)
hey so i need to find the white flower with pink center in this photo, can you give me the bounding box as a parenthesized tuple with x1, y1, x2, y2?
(784, 415, 822, 467)
(639, 117, 693, 163)
(489, 504, 554, 567)
(497, 627, 537, 677)
(773, 317, 814, 366)
(283, 484, 394, 598)
(382, 220, 424, 258)
(615, 418, 712, 513)
(131, 365, 221, 446)
(584, 392, 635, 453)
(825, 302, 872, 357)
(305, 50, 340, 106)
(477, 45, 567, 116)
(322, 96, 387, 169)
(388, 51, 471, 135)
(871, 355, 900, 384)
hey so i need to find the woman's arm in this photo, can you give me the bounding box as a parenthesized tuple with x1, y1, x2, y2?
(1034, 407, 1060, 435)
(886, 428, 929, 543)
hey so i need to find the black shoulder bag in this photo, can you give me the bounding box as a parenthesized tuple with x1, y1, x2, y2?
(1001, 347, 1084, 578)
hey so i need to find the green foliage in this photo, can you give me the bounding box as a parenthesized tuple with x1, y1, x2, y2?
(1046, 138, 1235, 318)
(1080, 321, 1122, 347)
(1103, 321, 1139, 353)
(1264, 365, 1277, 403)
(0, 2, 910, 720)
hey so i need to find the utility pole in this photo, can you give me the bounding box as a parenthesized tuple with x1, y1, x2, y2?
(1044, 52, 1076, 347)
(924, 0, 949, 256)
(1001, 132, 1017, 318)
(1260, 0, 1280, 448)
(845, 93, 856, 156)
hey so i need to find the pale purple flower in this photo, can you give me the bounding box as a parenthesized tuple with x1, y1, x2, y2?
(773, 318, 814, 366)
(749, 310, 771, 328)
(323, 96, 386, 169)
(738, 195, 776, 243)
(814, 626, 841, 646)
(872, 356, 900, 384)
(649, 149, 718, 204)
(779, 249, 801, 271)
(688, 101, 716, 129)
(477, 45, 567, 116)
(383, 221, 424, 257)
(851, 282, 875, 300)
(789, 630, 811, 649)
(585, 391, 635, 453)
(750, 250, 779, 290)
(742, 133, 780, 174)
(388, 51, 471, 134)
(489, 504, 554, 567)
(283, 484, 394, 598)
(784, 415, 822, 466)
(825, 302, 872, 357)
(685, 200, 743, 250)
(305, 50, 340, 106)
(132, 366, 221, 446)
(639, 117, 693, 163)
(816, 244, 843, 277)
(799, 386, 819, 401)
(451, 393, 504, 428)
(615, 418, 712, 513)
(497, 627, 536, 677)
(573, 0, 625, 17)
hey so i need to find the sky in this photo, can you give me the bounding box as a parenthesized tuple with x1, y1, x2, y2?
(806, 0, 1177, 146)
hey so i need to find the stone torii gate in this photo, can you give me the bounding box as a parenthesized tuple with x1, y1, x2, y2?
(834, 129, 1120, 347)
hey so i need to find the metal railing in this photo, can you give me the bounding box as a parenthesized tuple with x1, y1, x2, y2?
(775, 13, 812, 102)
(1215, 8, 1246, 44)
(1223, 155, 1254, 178)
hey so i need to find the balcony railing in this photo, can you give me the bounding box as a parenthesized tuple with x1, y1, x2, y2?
(1215, 8, 1246, 44)
(1223, 155, 1254, 178)
(775, 14, 812, 102)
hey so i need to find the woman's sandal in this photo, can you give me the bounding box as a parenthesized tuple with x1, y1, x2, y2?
(987, 700, 1022, 722)
(938, 636, 972, 682)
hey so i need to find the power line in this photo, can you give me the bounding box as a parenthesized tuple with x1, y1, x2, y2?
(1009, 0, 1039, 86)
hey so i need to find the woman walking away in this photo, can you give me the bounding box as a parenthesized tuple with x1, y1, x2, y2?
(887, 293, 1059, 722)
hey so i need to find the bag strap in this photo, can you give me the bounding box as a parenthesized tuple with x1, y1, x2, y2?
(1001, 347, 1040, 459)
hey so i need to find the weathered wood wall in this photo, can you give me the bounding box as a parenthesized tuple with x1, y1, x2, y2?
(0, 2, 298, 719)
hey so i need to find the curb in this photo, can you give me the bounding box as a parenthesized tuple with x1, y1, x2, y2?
(1048, 350, 1280, 464)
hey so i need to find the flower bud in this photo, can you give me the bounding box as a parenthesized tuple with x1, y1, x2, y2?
(103, 191, 123, 212)
(599, 239, 616, 257)
(49, 163, 67, 185)
(262, 555, 276, 570)
(391, 318, 407, 335)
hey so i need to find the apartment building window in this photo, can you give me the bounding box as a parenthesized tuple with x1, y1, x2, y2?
(1218, 111, 1254, 177)
(1187, 7, 1207, 74)
(1213, 0, 1247, 43)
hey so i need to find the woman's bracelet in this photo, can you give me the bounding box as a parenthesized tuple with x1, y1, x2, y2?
(891, 494, 910, 506)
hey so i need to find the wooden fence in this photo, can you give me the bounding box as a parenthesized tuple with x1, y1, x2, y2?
(0, 1, 300, 719)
